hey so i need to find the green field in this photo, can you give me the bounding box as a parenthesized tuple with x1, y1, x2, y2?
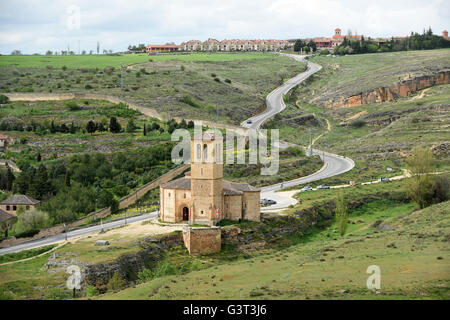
(0, 53, 305, 124)
(0, 52, 278, 69)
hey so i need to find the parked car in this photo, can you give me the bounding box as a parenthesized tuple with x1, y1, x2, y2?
(317, 184, 330, 189)
(349, 180, 357, 186)
(246, 120, 252, 124)
(260, 198, 276, 205)
(300, 186, 313, 192)
(379, 177, 390, 182)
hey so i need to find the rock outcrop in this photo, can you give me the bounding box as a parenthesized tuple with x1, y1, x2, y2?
(326, 70, 450, 109)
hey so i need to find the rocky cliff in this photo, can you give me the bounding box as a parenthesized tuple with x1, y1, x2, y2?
(326, 70, 450, 109)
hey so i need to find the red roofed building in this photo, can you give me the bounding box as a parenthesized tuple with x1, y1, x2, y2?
(146, 44, 181, 53)
(443, 30, 449, 39)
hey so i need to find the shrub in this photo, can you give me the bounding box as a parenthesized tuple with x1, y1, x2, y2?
(62, 65, 67, 71)
(138, 261, 179, 283)
(214, 77, 221, 83)
(86, 285, 99, 297)
(107, 272, 125, 291)
(286, 146, 305, 157)
(225, 79, 231, 84)
(0, 94, 9, 104)
(65, 101, 80, 111)
(181, 94, 201, 108)
(211, 73, 216, 77)
(180, 65, 185, 71)
(349, 119, 365, 128)
(85, 84, 93, 89)
(103, 66, 115, 75)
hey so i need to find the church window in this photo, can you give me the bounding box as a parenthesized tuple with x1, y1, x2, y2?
(203, 144, 208, 160)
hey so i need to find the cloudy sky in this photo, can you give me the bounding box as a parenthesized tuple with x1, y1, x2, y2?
(0, 0, 448, 54)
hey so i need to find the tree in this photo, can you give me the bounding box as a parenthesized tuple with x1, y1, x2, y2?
(109, 117, 121, 133)
(86, 120, 96, 135)
(307, 40, 317, 52)
(96, 41, 100, 54)
(45, 50, 53, 56)
(11, 50, 22, 55)
(37, 152, 41, 162)
(65, 170, 71, 187)
(126, 119, 136, 133)
(293, 39, 304, 52)
(143, 124, 147, 136)
(14, 209, 49, 234)
(5, 167, 14, 191)
(405, 146, 435, 208)
(335, 192, 348, 236)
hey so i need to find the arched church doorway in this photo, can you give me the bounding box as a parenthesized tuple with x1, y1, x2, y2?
(182, 207, 189, 221)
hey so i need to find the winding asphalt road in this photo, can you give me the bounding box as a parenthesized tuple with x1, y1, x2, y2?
(0, 213, 157, 255)
(240, 53, 355, 210)
(0, 53, 354, 255)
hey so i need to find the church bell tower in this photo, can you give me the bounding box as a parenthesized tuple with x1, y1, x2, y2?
(190, 131, 223, 225)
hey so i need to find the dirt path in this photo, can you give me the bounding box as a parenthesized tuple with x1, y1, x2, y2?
(346, 111, 367, 121)
(409, 88, 431, 101)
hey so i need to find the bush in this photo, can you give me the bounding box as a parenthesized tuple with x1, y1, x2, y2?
(181, 94, 201, 108)
(0, 94, 9, 104)
(211, 73, 216, 77)
(286, 146, 305, 157)
(103, 66, 115, 75)
(349, 119, 365, 128)
(224, 79, 231, 84)
(65, 101, 80, 111)
(138, 261, 179, 283)
(107, 272, 125, 291)
(86, 285, 99, 297)
(85, 84, 93, 90)
(214, 77, 221, 83)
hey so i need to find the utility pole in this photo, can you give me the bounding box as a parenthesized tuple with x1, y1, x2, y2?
(78, 40, 80, 55)
(216, 100, 219, 122)
(120, 63, 124, 90)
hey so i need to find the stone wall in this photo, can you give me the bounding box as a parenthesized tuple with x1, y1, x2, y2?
(182, 226, 221, 255)
(327, 70, 450, 109)
(243, 191, 261, 221)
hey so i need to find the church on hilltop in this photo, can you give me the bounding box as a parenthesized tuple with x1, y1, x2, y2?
(159, 131, 260, 226)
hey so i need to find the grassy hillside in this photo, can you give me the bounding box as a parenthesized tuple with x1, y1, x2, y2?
(264, 50, 450, 186)
(0, 53, 306, 124)
(96, 187, 449, 300)
(306, 48, 450, 106)
(0, 52, 277, 69)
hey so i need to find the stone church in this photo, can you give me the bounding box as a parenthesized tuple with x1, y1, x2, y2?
(160, 131, 260, 225)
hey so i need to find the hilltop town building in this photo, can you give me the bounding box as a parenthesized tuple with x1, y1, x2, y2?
(146, 44, 181, 53)
(159, 132, 260, 225)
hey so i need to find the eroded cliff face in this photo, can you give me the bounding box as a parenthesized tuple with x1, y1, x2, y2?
(326, 70, 450, 109)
